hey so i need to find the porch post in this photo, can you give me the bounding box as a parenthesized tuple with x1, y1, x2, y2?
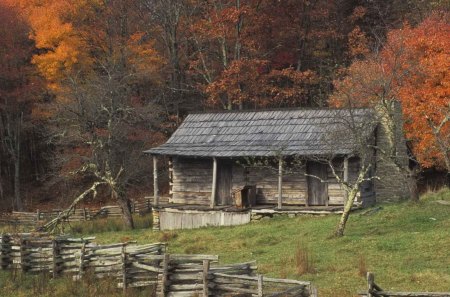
(153, 155, 159, 207)
(210, 157, 217, 208)
(277, 156, 283, 210)
(343, 155, 349, 205)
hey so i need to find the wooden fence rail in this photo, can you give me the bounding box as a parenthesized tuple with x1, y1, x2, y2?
(359, 272, 450, 297)
(0, 233, 317, 297)
(0, 198, 154, 227)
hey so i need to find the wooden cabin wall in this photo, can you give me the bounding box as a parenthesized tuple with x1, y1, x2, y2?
(171, 157, 212, 205)
(326, 157, 376, 206)
(231, 164, 308, 205)
(326, 158, 359, 205)
(170, 156, 373, 207)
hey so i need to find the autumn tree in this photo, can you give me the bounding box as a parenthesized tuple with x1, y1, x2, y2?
(391, 14, 450, 173)
(25, 0, 164, 230)
(187, 0, 345, 110)
(331, 12, 450, 198)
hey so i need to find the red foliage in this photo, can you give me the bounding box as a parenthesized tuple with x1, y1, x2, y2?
(331, 13, 450, 169)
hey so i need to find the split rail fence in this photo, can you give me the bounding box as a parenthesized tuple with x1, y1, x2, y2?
(359, 272, 450, 297)
(0, 233, 317, 296)
(0, 198, 153, 227)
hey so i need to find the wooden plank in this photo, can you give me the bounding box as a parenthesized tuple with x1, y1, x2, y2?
(160, 253, 169, 297)
(154, 155, 159, 206)
(257, 274, 263, 297)
(367, 272, 375, 297)
(202, 260, 210, 297)
(121, 245, 127, 294)
(211, 157, 217, 208)
(343, 156, 349, 205)
(278, 157, 283, 210)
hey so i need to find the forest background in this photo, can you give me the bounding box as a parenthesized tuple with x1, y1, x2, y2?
(0, 0, 448, 215)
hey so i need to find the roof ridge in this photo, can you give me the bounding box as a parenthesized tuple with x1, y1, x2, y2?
(188, 106, 373, 115)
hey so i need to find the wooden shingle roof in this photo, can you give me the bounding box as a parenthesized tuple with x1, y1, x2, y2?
(145, 108, 375, 157)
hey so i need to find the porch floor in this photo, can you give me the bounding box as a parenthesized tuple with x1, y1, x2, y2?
(153, 203, 362, 214)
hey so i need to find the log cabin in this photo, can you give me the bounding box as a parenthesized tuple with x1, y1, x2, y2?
(144, 106, 410, 230)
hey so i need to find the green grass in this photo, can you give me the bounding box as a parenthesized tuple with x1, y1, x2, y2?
(0, 271, 155, 297)
(1, 188, 449, 296)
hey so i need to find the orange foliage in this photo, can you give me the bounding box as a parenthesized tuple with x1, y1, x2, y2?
(331, 13, 450, 169)
(390, 14, 450, 169)
(20, 0, 163, 91)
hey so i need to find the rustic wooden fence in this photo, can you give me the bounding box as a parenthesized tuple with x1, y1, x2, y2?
(0, 233, 317, 296)
(359, 272, 450, 297)
(0, 198, 153, 227)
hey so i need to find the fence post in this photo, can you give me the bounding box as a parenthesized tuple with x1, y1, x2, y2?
(257, 274, 263, 297)
(1, 234, 11, 269)
(309, 284, 318, 297)
(160, 253, 169, 297)
(20, 238, 28, 273)
(36, 209, 40, 221)
(52, 239, 60, 278)
(78, 241, 86, 279)
(202, 259, 210, 297)
(121, 244, 128, 295)
(83, 208, 87, 221)
(367, 272, 375, 297)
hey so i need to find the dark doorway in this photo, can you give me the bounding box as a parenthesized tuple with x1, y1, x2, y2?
(307, 161, 328, 206)
(216, 159, 233, 205)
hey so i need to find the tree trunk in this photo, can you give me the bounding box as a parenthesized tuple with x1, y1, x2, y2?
(114, 188, 134, 229)
(0, 170, 4, 202)
(14, 157, 23, 211)
(13, 113, 23, 211)
(334, 189, 358, 237)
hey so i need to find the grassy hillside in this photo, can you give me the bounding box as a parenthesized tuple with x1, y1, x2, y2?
(1, 188, 449, 296)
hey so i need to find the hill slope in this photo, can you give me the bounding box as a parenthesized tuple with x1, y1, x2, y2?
(1, 189, 448, 297)
(91, 189, 450, 297)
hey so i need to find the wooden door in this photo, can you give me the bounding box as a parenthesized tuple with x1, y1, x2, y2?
(307, 161, 328, 206)
(216, 160, 233, 205)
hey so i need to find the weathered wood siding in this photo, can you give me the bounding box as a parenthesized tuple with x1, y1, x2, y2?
(170, 157, 374, 206)
(231, 164, 308, 205)
(159, 209, 251, 230)
(326, 157, 375, 206)
(171, 157, 212, 205)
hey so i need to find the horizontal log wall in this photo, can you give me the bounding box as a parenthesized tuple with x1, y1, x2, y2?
(326, 158, 361, 205)
(171, 157, 213, 205)
(171, 156, 375, 207)
(241, 165, 308, 205)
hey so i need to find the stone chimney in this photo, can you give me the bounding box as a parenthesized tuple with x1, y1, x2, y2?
(374, 100, 410, 202)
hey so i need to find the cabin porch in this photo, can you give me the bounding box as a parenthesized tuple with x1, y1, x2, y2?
(147, 197, 362, 231)
(148, 154, 369, 230)
(151, 156, 364, 209)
